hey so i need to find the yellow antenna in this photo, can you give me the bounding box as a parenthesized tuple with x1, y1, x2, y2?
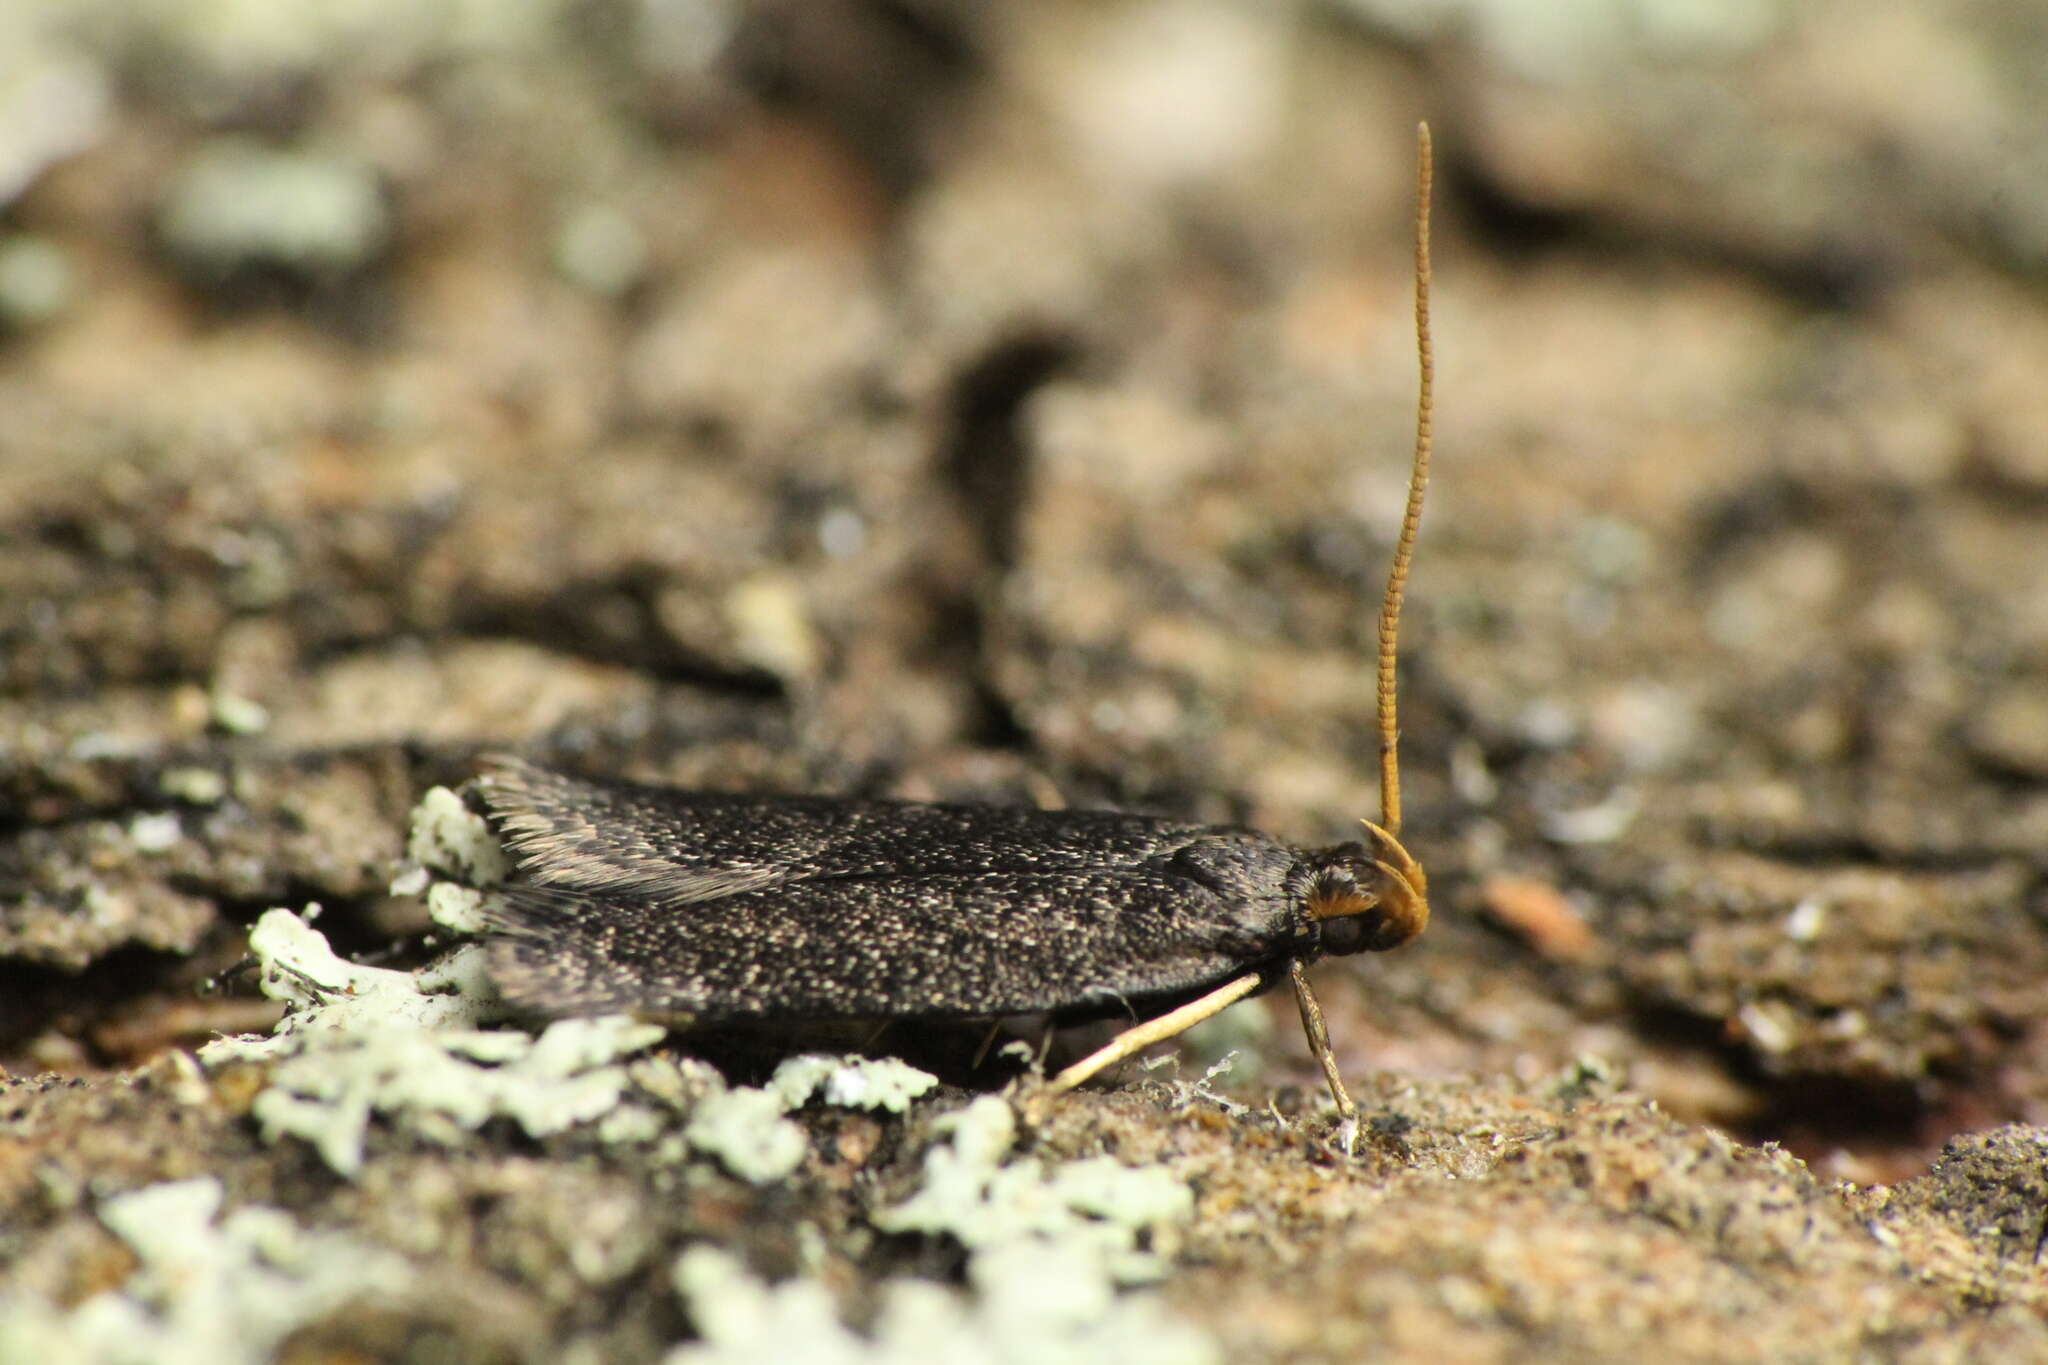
(1378, 122, 1433, 839)
(1047, 124, 1439, 1133)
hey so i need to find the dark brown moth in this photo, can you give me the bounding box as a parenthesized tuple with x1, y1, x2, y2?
(480, 124, 1438, 1122)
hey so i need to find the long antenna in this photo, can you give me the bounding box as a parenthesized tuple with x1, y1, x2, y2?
(1378, 122, 1433, 838)
(1051, 125, 1438, 1133)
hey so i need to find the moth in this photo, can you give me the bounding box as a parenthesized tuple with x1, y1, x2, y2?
(480, 124, 1439, 1123)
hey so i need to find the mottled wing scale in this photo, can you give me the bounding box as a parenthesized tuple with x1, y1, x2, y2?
(479, 757, 1307, 1022)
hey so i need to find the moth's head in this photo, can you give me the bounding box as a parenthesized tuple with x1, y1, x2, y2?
(1301, 820, 1429, 956)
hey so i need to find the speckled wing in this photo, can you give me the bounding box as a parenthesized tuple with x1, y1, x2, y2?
(476, 757, 1311, 1020)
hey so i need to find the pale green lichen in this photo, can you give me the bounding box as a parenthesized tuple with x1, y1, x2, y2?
(416, 937, 498, 1001)
(685, 1086, 809, 1185)
(197, 907, 500, 1061)
(660, 1096, 1218, 1363)
(425, 881, 489, 934)
(245, 1014, 666, 1178)
(197, 908, 958, 1185)
(195, 906, 666, 1176)
(875, 1097, 1194, 1283)
(405, 783, 511, 888)
(667, 1235, 1217, 1365)
(629, 1052, 730, 1110)
(0, 1176, 414, 1365)
(501, 1052, 941, 1184)
(394, 783, 509, 932)
(635, 1055, 944, 1183)
(159, 136, 388, 276)
(769, 1054, 940, 1114)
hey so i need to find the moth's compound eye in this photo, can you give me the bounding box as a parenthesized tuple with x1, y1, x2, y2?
(1320, 911, 1375, 956)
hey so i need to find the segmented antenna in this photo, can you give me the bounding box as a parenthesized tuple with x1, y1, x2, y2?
(1378, 122, 1433, 839)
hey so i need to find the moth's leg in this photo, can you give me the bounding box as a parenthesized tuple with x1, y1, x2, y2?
(1047, 971, 1263, 1096)
(860, 1019, 892, 1050)
(970, 1017, 1006, 1070)
(1288, 958, 1359, 1125)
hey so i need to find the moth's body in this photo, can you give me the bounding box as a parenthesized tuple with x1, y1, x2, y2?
(479, 757, 1417, 1025)
(473, 128, 1437, 1120)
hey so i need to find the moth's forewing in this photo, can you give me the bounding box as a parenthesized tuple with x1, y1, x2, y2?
(481, 757, 1243, 889)
(478, 758, 1313, 1021)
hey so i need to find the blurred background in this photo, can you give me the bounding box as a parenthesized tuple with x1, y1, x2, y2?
(3, 0, 2045, 1182)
